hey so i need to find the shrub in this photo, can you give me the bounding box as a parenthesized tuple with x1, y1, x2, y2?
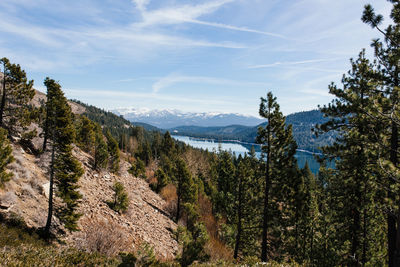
(107, 182, 129, 213)
(129, 158, 146, 178)
(76, 219, 132, 257)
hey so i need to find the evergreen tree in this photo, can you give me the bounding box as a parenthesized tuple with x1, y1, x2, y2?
(0, 128, 13, 188)
(105, 130, 120, 173)
(161, 131, 175, 157)
(233, 156, 262, 259)
(43, 78, 84, 235)
(93, 124, 108, 170)
(256, 91, 298, 262)
(76, 115, 96, 153)
(0, 57, 35, 134)
(178, 223, 210, 267)
(215, 150, 236, 223)
(155, 168, 169, 193)
(317, 51, 386, 265)
(107, 181, 129, 213)
(362, 3, 400, 265)
(174, 158, 197, 222)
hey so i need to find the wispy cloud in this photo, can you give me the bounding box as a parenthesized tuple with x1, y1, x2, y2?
(247, 58, 341, 69)
(132, 0, 285, 38)
(152, 73, 268, 93)
(66, 88, 237, 106)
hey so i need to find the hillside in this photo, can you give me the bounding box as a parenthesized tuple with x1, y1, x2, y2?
(0, 92, 179, 260)
(170, 110, 336, 152)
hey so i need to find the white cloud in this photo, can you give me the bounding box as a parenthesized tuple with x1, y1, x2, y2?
(132, 0, 150, 11)
(132, 0, 285, 38)
(247, 58, 341, 69)
(152, 73, 268, 93)
(66, 88, 237, 106)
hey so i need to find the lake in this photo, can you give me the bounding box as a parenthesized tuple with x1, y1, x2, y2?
(173, 135, 323, 175)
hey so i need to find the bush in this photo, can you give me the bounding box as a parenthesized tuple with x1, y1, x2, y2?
(76, 219, 133, 257)
(129, 158, 146, 178)
(107, 182, 129, 213)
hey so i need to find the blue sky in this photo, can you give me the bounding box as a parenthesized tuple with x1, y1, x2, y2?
(0, 0, 392, 116)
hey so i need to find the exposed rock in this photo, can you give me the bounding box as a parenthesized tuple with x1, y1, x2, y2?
(2, 142, 178, 260)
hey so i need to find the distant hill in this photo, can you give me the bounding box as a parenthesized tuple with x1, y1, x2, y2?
(169, 110, 336, 152)
(111, 108, 264, 128)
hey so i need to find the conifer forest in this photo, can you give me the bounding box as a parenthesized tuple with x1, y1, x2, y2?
(1, 1, 400, 266)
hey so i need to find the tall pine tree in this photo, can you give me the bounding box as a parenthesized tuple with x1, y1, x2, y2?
(256, 91, 298, 262)
(0, 57, 35, 135)
(43, 78, 83, 236)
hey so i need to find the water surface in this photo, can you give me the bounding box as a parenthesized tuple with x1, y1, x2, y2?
(173, 135, 323, 175)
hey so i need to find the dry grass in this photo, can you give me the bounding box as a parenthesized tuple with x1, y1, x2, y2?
(0, 191, 17, 206)
(21, 184, 35, 198)
(160, 184, 177, 216)
(75, 218, 134, 257)
(198, 194, 233, 261)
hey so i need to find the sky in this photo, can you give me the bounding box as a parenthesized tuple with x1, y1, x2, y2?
(0, 0, 393, 116)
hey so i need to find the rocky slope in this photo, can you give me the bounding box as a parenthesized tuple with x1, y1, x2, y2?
(0, 92, 179, 259)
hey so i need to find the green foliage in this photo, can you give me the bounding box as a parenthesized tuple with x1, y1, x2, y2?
(176, 223, 210, 267)
(106, 130, 120, 173)
(75, 115, 96, 153)
(0, 127, 13, 188)
(134, 243, 158, 267)
(174, 158, 197, 222)
(129, 158, 146, 178)
(107, 182, 129, 214)
(257, 91, 299, 262)
(0, 57, 35, 135)
(233, 156, 262, 259)
(155, 168, 169, 192)
(44, 77, 84, 233)
(94, 124, 108, 170)
(214, 151, 236, 223)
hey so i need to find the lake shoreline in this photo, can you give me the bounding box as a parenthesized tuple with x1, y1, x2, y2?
(172, 134, 321, 155)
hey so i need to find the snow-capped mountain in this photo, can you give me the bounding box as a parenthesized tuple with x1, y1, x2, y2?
(111, 108, 264, 129)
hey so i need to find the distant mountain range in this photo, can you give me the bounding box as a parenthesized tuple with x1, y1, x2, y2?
(168, 110, 336, 152)
(111, 108, 264, 128)
(110, 108, 336, 152)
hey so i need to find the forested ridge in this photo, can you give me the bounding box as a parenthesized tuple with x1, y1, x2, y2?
(0, 1, 399, 266)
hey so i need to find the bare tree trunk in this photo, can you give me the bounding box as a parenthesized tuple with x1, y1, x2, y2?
(176, 184, 181, 223)
(44, 143, 56, 237)
(389, 122, 398, 267)
(234, 173, 243, 259)
(0, 61, 7, 127)
(261, 117, 271, 262)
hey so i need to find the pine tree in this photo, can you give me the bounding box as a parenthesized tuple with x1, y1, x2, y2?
(233, 156, 262, 259)
(76, 115, 96, 153)
(0, 57, 35, 134)
(316, 51, 386, 265)
(155, 168, 169, 192)
(0, 127, 14, 188)
(174, 158, 197, 222)
(107, 181, 129, 213)
(215, 150, 236, 223)
(93, 124, 108, 170)
(162, 131, 175, 157)
(362, 3, 400, 265)
(256, 91, 298, 262)
(43, 78, 84, 236)
(105, 130, 120, 173)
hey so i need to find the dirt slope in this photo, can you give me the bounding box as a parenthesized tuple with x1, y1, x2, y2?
(0, 90, 178, 259)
